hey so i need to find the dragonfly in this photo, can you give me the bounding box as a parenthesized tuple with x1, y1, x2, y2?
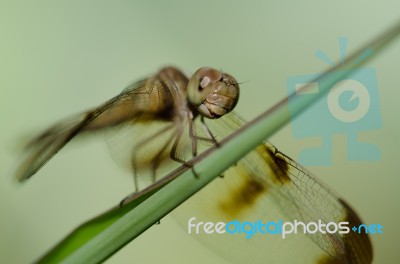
(15, 66, 372, 264)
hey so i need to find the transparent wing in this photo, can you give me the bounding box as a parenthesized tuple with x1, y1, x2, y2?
(14, 76, 176, 182)
(14, 112, 90, 181)
(172, 112, 372, 264)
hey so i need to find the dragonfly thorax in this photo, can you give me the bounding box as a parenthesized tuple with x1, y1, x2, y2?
(187, 67, 240, 119)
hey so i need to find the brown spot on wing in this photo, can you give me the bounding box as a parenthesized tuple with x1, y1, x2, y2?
(273, 152, 291, 183)
(338, 198, 373, 264)
(256, 145, 291, 184)
(219, 175, 267, 220)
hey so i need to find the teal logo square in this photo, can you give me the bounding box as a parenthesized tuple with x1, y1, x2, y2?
(286, 38, 381, 165)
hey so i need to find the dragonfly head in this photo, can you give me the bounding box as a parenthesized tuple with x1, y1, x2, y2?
(187, 67, 240, 119)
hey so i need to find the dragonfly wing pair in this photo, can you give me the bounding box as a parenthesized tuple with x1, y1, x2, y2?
(14, 67, 191, 183)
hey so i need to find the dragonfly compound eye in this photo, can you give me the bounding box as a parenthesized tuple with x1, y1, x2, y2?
(188, 67, 240, 119)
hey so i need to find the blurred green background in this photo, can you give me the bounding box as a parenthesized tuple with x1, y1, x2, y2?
(1, 1, 399, 263)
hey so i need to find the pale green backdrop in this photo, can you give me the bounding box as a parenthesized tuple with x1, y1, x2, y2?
(1, 1, 399, 263)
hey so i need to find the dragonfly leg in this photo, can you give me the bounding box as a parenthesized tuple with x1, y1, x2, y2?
(188, 115, 198, 157)
(132, 165, 139, 193)
(149, 132, 176, 183)
(200, 116, 219, 147)
(130, 124, 175, 190)
(199, 116, 220, 147)
(170, 128, 199, 178)
(191, 117, 226, 178)
(188, 116, 220, 155)
(185, 116, 221, 178)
